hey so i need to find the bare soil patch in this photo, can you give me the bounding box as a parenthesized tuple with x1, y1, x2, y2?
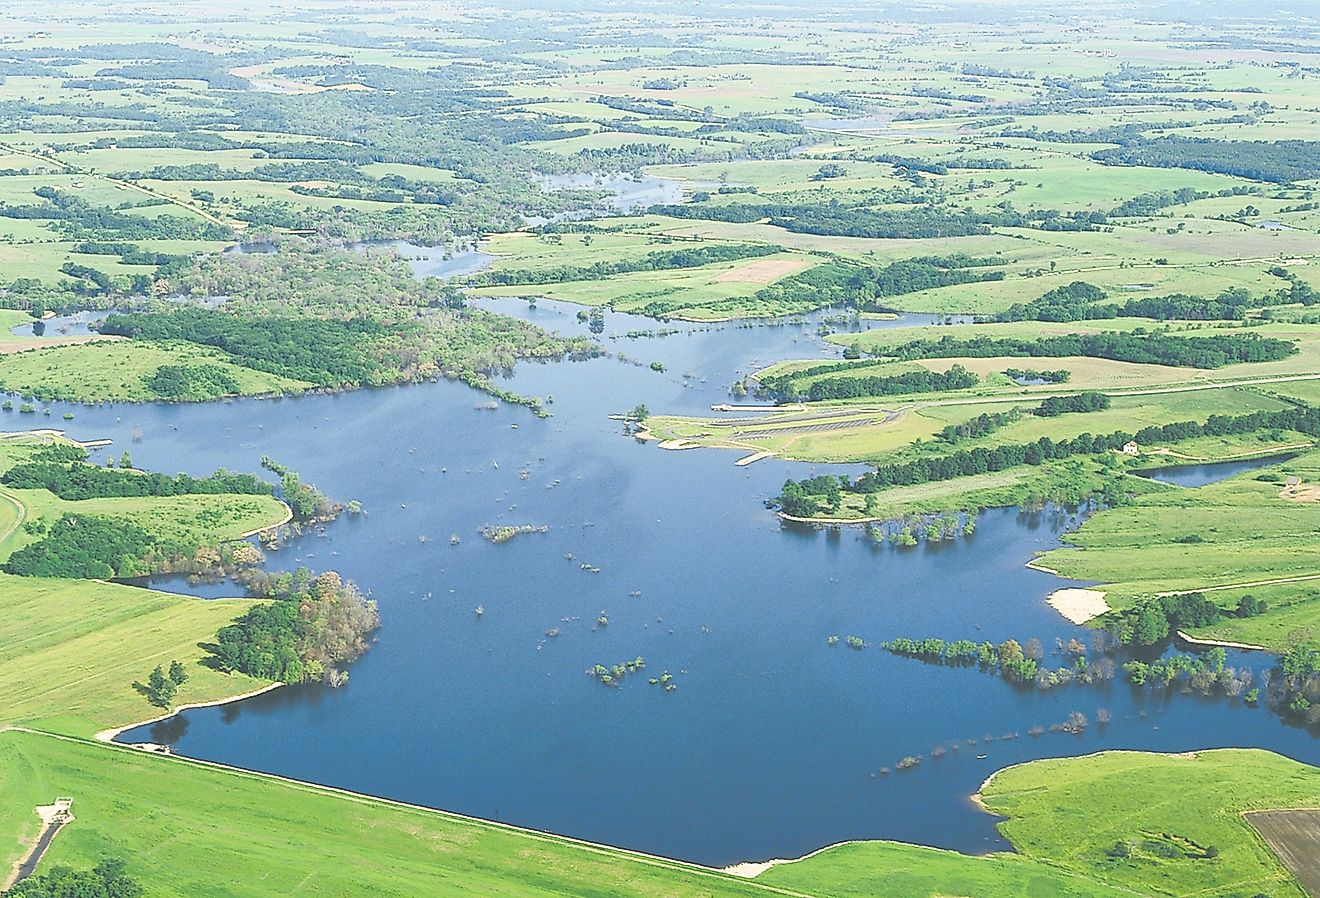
(1246, 809, 1320, 897)
(1282, 484, 1320, 503)
(1047, 588, 1110, 624)
(712, 257, 810, 284)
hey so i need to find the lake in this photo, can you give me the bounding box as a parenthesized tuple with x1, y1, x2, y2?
(1137, 454, 1299, 487)
(27, 294, 1315, 868)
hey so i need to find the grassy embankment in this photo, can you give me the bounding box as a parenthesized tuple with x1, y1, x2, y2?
(1, 731, 1315, 898)
(0, 576, 272, 738)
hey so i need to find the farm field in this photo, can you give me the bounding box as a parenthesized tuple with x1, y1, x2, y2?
(982, 749, 1320, 898)
(1247, 810, 1320, 898)
(649, 318, 1320, 466)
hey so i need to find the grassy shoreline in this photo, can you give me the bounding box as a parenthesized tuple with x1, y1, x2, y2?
(5, 727, 1312, 898)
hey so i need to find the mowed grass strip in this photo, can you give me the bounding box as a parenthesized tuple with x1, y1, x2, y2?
(0, 730, 796, 898)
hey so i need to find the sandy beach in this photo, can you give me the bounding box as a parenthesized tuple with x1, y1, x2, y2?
(1046, 588, 1111, 625)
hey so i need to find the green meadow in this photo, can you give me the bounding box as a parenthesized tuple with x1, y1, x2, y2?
(0, 576, 271, 737)
(0, 340, 311, 404)
(1040, 449, 1320, 650)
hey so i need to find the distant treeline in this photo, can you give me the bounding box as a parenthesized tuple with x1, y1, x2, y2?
(1035, 391, 1110, 417)
(1005, 367, 1070, 383)
(1, 445, 272, 500)
(993, 278, 1318, 324)
(1109, 185, 1257, 217)
(1001, 126, 1320, 183)
(627, 255, 1003, 319)
(1093, 136, 1320, 184)
(0, 187, 231, 242)
(464, 243, 778, 287)
(938, 408, 1023, 444)
(873, 330, 1296, 369)
(102, 309, 394, 387)
(759, 363, 978, 402)
(1, 459, 269, 501)
(648, 199, 1103, 239)
(72, 240, 184, 267)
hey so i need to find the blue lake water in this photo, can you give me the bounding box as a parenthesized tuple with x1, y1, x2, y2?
(1137, 454, 1298, 487)
(16, 296, 1317, 867)
(539, 173, 686, 213)
(228, 239, 495, 280)
(9, 310, 106, 337)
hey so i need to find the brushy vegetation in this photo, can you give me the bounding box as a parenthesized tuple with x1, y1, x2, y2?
(209, 569, 379, 687)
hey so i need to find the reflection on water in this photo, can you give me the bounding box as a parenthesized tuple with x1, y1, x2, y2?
(1136, 454, 1296, 488)
(17, 253, 1312, 866)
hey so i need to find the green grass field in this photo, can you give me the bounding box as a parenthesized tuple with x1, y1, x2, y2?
(2, 5, 1320, 895)
(472, 232, 822, 319)
(0, 432, 289, 567)
(1038, 449, 1320, 649)
(982, 749, 1320, 898)
(0, 340, 311, 403)
(0, 576, 271, 736)
(650, 317, 1320, 467)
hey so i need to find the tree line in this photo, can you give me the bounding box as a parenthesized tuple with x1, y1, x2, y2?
(6, 859, 142, 898)
(651, 198, 1022, 239)
(102, 308, 398, 388)
(5, 514, 160, 579)
(2, 444, 272, 501)
(938, 408, 1024, 443)
(1109, 592, 1265, 647)
(145, 364, 244, 401)
(765, 365, 978, 402)
(778, 404, 1320, 509)
(1004, 367, 1070, 383)
(1036, 391, 1110, 417)
(0, 187, 232, 241)
(876, 330, 1296, 369)
(992, 279, 1317, 324)
(1093, 136, 1320, 184)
